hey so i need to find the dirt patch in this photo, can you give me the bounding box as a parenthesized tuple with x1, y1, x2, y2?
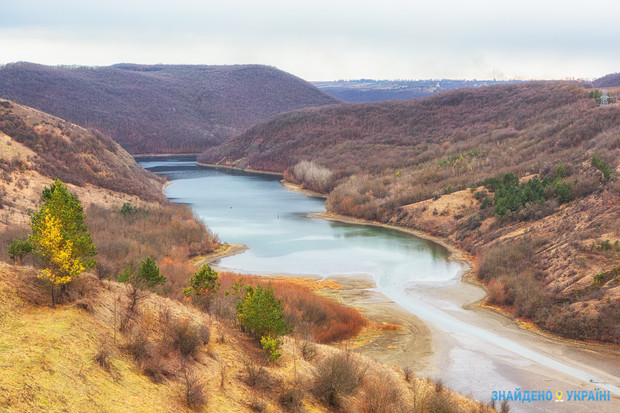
(319, 274, 434, 372)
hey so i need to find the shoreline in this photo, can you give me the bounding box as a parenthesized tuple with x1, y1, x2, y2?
(194, 243, 248, 266)
(309, 211, 474, 276)
(281, 181, 328, 199)
(195, 161, 284, 177)
(307, 211, 620, 352)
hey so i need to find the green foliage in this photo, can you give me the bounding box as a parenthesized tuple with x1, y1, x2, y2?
(552, 180, 574, 204)
(592, 272, 606, 287)
(30, 179, 97, 269)
(597, 240, 612, 251)
(591, 154, 613, 181)
(28, 179, 97, 306)
(553, 163, 566, 179)
(590, 90, 603, 104)
(490, 173, 545, 216)
(486, 171, 576, 217)
(118, 257, 166, 290)
(233, 282, 293, 361)
(119, 202, 145, 216)
(8, 237, 32, 263)
(480, 197, 493, 209)
(437, 150, 486, 167)
(260, 335, 282, 363)
(183, 264, 220, 300)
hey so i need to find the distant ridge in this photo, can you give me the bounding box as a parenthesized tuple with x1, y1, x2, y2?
(313, 79, 521, 102)
(592, 72, 620, 88)
(0, 62, 339, 154)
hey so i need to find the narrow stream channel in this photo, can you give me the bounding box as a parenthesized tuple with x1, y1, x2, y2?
(140, 158, 620, 412)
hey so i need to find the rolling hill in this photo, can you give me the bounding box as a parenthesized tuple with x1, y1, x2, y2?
(199, 81, 620, 345)
(0, 63, 339, 154)
(0, 101, 494, 413)
(0, 98, 219, 276)
(592, 72, 620, 88)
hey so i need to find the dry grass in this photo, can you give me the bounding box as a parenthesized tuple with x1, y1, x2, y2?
(0, 261, 496, 413)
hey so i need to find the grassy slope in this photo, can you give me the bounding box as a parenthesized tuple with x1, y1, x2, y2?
(199, 81, 620, 344)
(0, 263, 495, 413)
(0, 63, 340, 154)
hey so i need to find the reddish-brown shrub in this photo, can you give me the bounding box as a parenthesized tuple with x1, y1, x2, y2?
(216, 272, 367, 343)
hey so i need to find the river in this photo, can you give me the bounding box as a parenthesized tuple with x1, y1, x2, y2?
(140, 157, 620, 412)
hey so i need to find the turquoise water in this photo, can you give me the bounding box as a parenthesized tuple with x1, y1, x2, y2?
(141, 158, 620, 410)
(142, 159, 462, 284)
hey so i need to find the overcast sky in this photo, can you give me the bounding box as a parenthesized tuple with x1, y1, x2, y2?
(1, 0, 619, 81)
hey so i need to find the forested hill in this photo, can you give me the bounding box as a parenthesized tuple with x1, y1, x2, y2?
(199, 81, 620, 345)
(592, 72, 620, 87)
(0, 62, 339, 154)
(0, 99, 164, 201)
(199, 81, 615, 175)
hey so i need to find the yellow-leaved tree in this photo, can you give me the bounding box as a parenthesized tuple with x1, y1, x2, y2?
(29, 179, 97, 307)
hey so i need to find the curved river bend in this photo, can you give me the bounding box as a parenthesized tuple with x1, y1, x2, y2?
(141, 158, 620, 412)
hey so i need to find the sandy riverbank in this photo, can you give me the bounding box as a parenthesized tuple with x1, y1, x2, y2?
(193, 243, 248, 266)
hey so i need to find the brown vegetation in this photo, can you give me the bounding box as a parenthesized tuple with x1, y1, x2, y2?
(0, 99, 165, 201)
(211, 272, 368, 344)
(0, 261, 497, 412)
(0, 63, 339, 154)
(86, 203, 218, 282)
(199, 81, 620, 344)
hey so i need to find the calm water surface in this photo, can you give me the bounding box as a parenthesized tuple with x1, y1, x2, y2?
(141, 158, 620, 412)
(142, 159, 462, 284)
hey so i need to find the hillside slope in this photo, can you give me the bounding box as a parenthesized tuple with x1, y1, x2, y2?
(0, 262, 496, 413)
(0, 63, 339, 154)
(199, 81, 620, 344)
(0, 98, 218, 278)
(592, 72, 620, 88)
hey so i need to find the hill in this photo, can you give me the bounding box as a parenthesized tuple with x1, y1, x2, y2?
(0, 63, 339, 154)
(0, 98, 219, 277)
(313, 79, 520, 102)
(0, 261, 497, 412)
(199, 81, 620, 345)
(0, 99, 501, 412)
(592, 72, 620, 88)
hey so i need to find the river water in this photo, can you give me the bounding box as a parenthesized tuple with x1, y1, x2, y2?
(140, 158, 620, 412)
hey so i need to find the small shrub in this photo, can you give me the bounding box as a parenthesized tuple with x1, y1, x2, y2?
(487, 278, 507, 304)
(279, 385, 303, 412)
(142, 355, 166, 383)
(313, 351, 367, 407)
(93, 340, 112, 371)
(300, 340, 317, 361)
(7, 237, 32, 264)
(402, 365, 414, 382)
(433, 377, 445, 393)
(169, 319, 204, 358)
(591, 154, 613, 181)
(181, 366, 206, 411)
(243, 359, 266, 388)
(125, 329, 151, 362)
(358, 371, 404, 413)
(260, 335, 282, 363)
